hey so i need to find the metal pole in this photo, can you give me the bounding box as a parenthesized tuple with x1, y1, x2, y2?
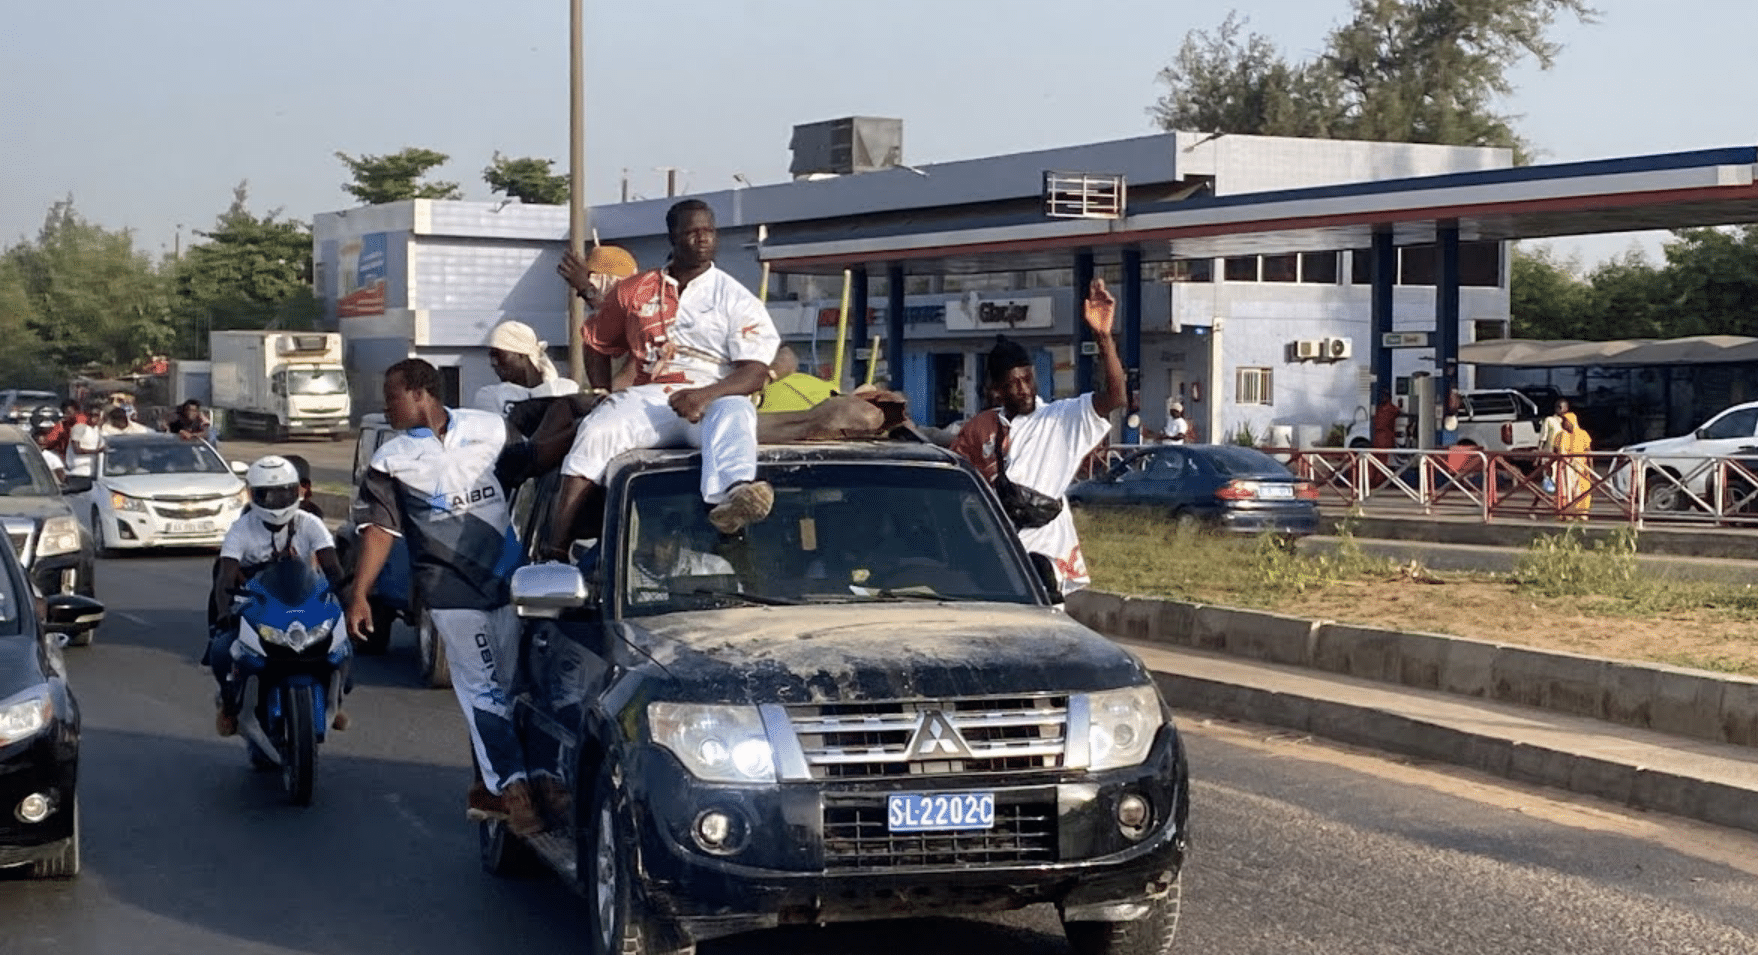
(1074, 251, 1095, 396)
(1436, 225, 1461, 444)
(886, 263, 905, 393)
(566, 0, 588, 384)
(1121, 249, 1143, 444)
(1371, 233, 1395, 400)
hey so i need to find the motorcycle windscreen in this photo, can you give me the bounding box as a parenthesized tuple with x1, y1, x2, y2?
(254, 556, 324, 608)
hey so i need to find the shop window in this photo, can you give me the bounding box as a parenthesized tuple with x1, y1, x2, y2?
(1460, 241, 1502, 287)
(1473, 320, 1508, 342)
(1164, 259, 1212, 283)
(1261, 254, 1298, 282)
(1399, 245, 1436, 286)
(1235, 367, 1273, 406)
(1349, 248, 1372, 286)
(1223, 256, 1259, 282)
(1300, 251, 1339, 284)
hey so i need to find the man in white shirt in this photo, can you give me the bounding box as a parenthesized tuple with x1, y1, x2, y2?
(471, 320, 581, 431)
(626, 513, 736, 605)
(97, 406, 151, 438)
(952, 279, 1124, 596)
(545, 200, 780, 557)
(1162, 401, 1191, 444)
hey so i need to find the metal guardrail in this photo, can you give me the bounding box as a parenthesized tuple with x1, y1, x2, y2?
(1078, 444, 1758, 528)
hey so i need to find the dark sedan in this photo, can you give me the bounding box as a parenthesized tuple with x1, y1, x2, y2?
(0, 538, 103, 879)
(1069, 443, 1321, 537)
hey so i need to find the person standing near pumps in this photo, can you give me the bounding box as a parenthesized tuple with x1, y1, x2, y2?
(543, 200, 780, 558)
(952, 278, 1124, 597)
(345, 358, 540, 836)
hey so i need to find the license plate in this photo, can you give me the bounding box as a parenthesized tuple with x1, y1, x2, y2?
(167, 520, 214, 534)
(1258, 484, 1295, 499)
(887, 792, 995, 832)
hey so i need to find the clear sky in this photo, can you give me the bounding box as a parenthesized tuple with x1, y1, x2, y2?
(3, 0, 1754, 268)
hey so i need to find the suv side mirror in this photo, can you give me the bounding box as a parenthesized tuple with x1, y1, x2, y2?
(1028, 552, 1063, 605)
(230, 460, 249, 475)
(61, 475, 93, 495)
(45, 593, 104, 635)
(511, 563, 592, 619)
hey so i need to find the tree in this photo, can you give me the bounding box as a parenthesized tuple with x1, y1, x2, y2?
(1509, 245, 1589, 339)
(1656, 226, 1758, 338)
(483, 152, 570, 205)
(1152, 1, 1597, 159)
(334, 147, 462, 205)
(172, 181, 318, 356)
(3, 199, 175, 375)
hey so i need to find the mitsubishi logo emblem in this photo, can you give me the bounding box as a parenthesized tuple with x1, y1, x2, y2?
(907, 711, 973, 760)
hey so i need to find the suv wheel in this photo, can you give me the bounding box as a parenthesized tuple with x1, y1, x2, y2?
(1060, 872, 1182, 955)
(416, 606, 451, 689)
(583, 760, 692, 955)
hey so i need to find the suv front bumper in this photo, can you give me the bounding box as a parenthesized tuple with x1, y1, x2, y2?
(624, 727, 1189, 942)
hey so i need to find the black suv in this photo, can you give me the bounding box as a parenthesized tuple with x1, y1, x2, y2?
(0, 425, 98, 644)
(489, 441, 1190, 955)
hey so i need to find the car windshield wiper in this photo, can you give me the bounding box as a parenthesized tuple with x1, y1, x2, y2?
(687, 588, 799, 607)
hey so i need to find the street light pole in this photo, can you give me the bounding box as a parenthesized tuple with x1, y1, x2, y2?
(566, 0, 588, 383)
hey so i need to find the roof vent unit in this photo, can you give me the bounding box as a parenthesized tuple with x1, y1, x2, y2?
(1043, 171, 1127, 219)
(789, 117, 904, 179)
(1292, 340, 1323, 361)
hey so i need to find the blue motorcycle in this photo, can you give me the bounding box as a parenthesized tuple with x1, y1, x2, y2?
(226, 557, 350, 806)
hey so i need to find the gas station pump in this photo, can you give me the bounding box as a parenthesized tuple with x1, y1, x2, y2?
(1406, 373, 1437, 450)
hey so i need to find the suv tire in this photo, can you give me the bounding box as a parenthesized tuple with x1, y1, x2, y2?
(583, 760, 692, 955)
(1061, 872, 1182, 955)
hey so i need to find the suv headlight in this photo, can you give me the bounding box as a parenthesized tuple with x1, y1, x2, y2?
(110, 492, 148, 513)
(227, 488, 248, 510)
(1085, 685, 1163, 771)
(36, 515, 82, 558)
(648, 703, 775, 783)
(0, 687, 53, 746)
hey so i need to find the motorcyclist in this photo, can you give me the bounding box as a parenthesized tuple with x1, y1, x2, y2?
(207, 456, 348, 737)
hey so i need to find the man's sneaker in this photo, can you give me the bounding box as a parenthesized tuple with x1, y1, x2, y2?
(709, 480, 775, 535)
(466, 780, 508, 822)
(331, 710, 351, 732)
(501, 779, 545, 837)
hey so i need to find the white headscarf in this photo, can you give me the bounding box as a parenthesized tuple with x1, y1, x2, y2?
(488, 321, 559, 383)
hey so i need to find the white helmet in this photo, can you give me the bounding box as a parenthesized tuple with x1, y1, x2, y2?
(245, 455, 302, 524)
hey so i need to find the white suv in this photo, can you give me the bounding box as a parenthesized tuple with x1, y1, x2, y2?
(1346, 389, 1546, 451)
(1618, 401, 1758, 511)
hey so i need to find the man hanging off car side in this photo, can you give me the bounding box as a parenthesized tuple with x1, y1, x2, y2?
(544, 200, 780, 557)
(952, 278, 1124, 597)
(344, 358, 541, 836)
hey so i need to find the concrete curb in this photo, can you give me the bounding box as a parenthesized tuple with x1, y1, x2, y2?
(1326, 512, 1758, 561)
(313, 491, 350, 523)
(1147, 664, 1758, 835)
(1068, 589, 1758, 749)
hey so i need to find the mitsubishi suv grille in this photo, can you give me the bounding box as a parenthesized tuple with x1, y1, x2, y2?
(786, 695, 1068, 779)
(822, 796, 1057, 870)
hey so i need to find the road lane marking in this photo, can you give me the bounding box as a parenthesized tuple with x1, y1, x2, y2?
(385, 792, 433, 838)
(117, 612, 148, 626)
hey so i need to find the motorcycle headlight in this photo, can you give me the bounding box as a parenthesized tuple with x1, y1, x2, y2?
(257, 618, 334, 652)
(110, 492, 149, 513)
(647, 703, 775, 783)
(0, 687, 53, 747)
(36, 515, 82, 557)
(1084, 685, 1163, 771)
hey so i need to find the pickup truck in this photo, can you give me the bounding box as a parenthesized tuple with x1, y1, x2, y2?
(489, 440, 1191, 955)
(1346, 388, 1546, 452)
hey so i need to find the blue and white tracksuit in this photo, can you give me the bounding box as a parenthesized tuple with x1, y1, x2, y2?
(353, 409, 527, 794)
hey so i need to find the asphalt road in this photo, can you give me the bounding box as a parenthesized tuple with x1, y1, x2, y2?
(3, 552, 1755, 954)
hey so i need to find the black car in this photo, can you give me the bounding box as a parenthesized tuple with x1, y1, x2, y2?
(1069, 443, 1321, 537)
(0, 528, 104, 878)
(0, 425, 99, 643)
(490, 442, 1190, 955)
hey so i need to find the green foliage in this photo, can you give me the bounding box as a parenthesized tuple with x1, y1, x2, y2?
(335, 147, 462, 205)
(1231, 422, 1258, 447)
(2, 198, 175, 376)
(1513, 525, 1638, 597)
(171, 182, 316, 356)
(1153, 1, 1597, 159)
(483, 153, 570, 205)
(1512, 226, 1758, 341)
(1323, 422, 1350, 447)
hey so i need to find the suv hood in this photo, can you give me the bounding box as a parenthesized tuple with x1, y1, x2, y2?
(0, 495, 76, 523)
(624, 602, 1150, 704)
(1623, 433, 1700, 455)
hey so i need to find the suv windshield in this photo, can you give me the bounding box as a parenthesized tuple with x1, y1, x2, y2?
(104, 442, 228, 477)
(287, 369, 347, 396)
(619, 464, 1036, 615)
(0, 443, 59, 496)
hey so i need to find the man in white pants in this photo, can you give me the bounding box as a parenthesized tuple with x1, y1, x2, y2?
(344, 358, 540, 836)
(545, 199, 780, 557)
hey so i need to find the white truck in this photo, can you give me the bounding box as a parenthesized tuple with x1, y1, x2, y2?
(210, 331, 351, 440)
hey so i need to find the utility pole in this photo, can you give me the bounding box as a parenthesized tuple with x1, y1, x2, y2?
(566, 0, 588, 383)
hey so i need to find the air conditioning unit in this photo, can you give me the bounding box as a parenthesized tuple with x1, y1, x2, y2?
(1323, 336, 1353, 360)
(1294, 339, 1323, 360)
